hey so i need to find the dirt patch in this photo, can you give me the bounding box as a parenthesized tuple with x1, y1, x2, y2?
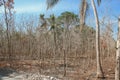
(0, 57, 116, 80)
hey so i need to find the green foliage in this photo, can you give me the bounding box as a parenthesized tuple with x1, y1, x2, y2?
(48, 14, 56, 30)
(57, 11, 79, 28)
(74, 24, 95, 35)
(82, 25, 95, 34)
(58, 11, 78, 21)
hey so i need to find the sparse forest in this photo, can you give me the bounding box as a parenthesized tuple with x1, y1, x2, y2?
(0, 0, 119, 80)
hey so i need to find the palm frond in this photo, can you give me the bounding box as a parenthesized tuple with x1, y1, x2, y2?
(46, 0, 59, 10)
(39, 14, 47, 28)
(97, 0, 101, 6)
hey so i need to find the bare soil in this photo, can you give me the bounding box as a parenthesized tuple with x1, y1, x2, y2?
(0, 57, 115, 80)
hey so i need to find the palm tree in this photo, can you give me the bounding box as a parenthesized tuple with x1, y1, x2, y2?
(46, 0, 87, 31)
(50, 14, 57, 69)
(91, 0, 104, 78)
(48, 14, 57, 55)
(80, 0, 88, 32)
(46, 0, 104, 78)
(40, 14, 47, 28)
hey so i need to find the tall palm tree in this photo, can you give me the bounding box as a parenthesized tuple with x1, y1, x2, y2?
(46, 0, 104, 78)
(49, 14, 57, 69)
(91, 0, 104, 78)
(80, 0, 88, 32)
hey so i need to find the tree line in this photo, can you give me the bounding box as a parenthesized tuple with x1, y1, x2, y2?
(0, 0, 119, 79)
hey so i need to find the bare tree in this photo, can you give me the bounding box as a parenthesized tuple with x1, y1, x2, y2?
(3, 0, 14, 60)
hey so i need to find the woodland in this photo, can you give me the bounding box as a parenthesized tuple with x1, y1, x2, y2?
(0, 0, 119, 80)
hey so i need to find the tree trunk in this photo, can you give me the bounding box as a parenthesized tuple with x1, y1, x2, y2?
(91, 0, 104, 78)
(80, 0, 87, 32)
(115, 17, 120, 80)
(63, 49, 66, 76)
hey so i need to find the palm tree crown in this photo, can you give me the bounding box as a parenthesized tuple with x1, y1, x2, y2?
(46, 0, 59, 10)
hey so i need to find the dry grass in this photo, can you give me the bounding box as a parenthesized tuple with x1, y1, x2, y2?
(0, 56, 116, 80)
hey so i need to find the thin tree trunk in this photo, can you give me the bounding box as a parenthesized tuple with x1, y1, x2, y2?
(91, 0, 104, 78)
(63, 49, 66, 76)
(115, 17, 120, 80)
(53, 28, 57, 70)
(3, 0, 11, 60)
